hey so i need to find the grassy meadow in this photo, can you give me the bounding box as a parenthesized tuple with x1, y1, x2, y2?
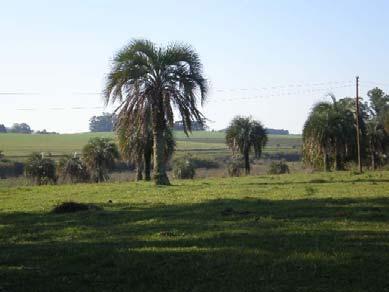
(1, 171, 389, 291)
(0, 131, 302, 160)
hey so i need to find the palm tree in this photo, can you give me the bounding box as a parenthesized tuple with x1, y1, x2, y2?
(58, 155, 90, 183)
(302, 111, 332, 171)
(226, 116, 268, 174)
(82, 138, 119, 183)
(303, 95, 356, 171)
(104, 39, 208, 185)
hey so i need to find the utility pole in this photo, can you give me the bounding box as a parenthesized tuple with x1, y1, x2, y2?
(355, 76, 362, 173)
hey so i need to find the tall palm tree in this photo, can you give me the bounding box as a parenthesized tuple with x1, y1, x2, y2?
(226, 116, 268, 174)
(104, 39, 207, 185)
(82, 138, 119, 183)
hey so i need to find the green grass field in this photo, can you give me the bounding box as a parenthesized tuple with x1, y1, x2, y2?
(1, 171, 389, 291)
(0, 131, 302, 160)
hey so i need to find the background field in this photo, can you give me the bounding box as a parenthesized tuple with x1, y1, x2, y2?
(0, 131, 302, 160)
(1, 171, 389, 291)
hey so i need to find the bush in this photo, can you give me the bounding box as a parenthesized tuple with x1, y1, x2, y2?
(227, 158, 244, 177)
(58, 156, 90, 183)
(190, 157, 219, 169)
(25, 153, 57, 185)
(268, 160, 290, 175)
(173, 157, 195, 179)
(262, 152, 301, 162)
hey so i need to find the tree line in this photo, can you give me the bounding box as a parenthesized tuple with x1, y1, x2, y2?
(303, 88, 389, 171)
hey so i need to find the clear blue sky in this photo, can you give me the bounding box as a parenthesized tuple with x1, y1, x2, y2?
(1, 0, 389, 133)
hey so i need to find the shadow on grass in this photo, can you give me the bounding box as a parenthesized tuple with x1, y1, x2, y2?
(1, 197, 389, 291)
(242, 177, 389, 187)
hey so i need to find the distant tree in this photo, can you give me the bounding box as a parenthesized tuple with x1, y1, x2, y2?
(173, 120, 207, 131)
(58, 155, 90, 183)
(104, 39, 207, 185)
(82, 138, 119, 182)
(226, 116, 268, 174)
(265, 128, 289, 135)
(35, 129, 59, 135)
(367, 87, 389, 118)
(25, 153, 57, 185)
(89, 113, 116, 132)
(0, 124, 6, 133)
(10, 123, 32, 134)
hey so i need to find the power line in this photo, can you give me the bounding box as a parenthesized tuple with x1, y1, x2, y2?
(208, 84, 354, 102)
(0, 80, 353, 96)
(1, 79, 385, 111)
(212, 80, 353, 93)
(1, 84, 355, 111)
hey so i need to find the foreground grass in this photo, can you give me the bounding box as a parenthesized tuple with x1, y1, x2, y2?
(1, 172, 389, 291)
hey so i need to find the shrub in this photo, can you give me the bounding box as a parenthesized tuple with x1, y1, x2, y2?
(173, 157, 195, 179)
(58, 156, 90, 183)
(268, 160, 290, 175)
(190, 157, 219, 169)
(25, 153, 57, 185)
(227, 158, 244, 177)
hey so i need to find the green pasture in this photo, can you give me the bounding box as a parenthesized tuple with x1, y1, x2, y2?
(0, 131, 301, 159)
(0, 171, 389, 291)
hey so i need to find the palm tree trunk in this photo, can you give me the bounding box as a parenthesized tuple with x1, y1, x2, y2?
(371, 151, 375, 170)
(244, 150, 250, 175)
(135, 153, 144, 181)
(334, 147, 342, 171)
(153, 107, 170, 185)
(322, 147, 328, 172)
(144, 150, 152, 181)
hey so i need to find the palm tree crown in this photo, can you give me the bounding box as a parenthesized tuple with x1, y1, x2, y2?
(226, 116, 267, 174)
(82, 138, 119, 183)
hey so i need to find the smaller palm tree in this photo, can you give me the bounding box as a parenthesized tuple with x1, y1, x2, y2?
(58, 155, 90, 183)
(226, 116, 268, 174)
(25, 153, 57, 185)
(82, 138, 119, 183)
